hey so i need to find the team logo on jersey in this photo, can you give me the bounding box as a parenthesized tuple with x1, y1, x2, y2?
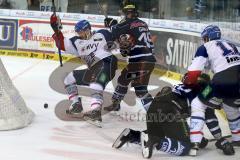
(86, 43, 99, 50)
(20, 26, 33, 42)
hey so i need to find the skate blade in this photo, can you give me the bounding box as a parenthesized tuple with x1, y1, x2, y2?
(66, 110, 84, 118)
(189, 149, 197, 156)
(141, 132, 151, 158)
(109, 111, 120, 116)
(83, 117, 102, 128)
(112, 128, 130, 148)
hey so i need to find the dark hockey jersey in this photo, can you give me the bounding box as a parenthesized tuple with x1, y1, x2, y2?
(111, 18, 156, 62)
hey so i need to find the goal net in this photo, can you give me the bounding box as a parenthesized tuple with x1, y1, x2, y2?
(0, 58, 34, 131)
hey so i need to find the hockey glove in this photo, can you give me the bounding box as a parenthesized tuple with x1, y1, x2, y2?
(104, 41, 117, 51)
(182, 71, 201, 89)
(50, 14, 63, 32)
(52, 31, 65, 51)
(118, 34, 135, 57)
(104, 17, 118, 28)
(197, 73, 211, 90)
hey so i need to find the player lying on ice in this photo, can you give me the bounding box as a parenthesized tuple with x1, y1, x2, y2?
(112, 74, 235, 158)
(183, 25, 240, 155)
(50, 15, 118, 126)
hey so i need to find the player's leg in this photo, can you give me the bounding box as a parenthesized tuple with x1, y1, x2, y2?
(112, 128, 141, 148)
(205, 107, 234, 155)
(192, 83, 235, 155)
(189, 96, 208, 154)
(64, 60, 111, 115)
(83, 82, 104, 122)
(104, 64, 132, 111)
(190, 74, 226, 151)
(84, 55, 118, 121)
(205, 108, 222, 139)
(132, 62, 155, 111)
(64, 70, 87, 114)
(222, 102, 240, 147)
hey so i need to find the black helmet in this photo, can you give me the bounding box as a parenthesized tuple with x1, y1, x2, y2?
(122, 4, 138, 18)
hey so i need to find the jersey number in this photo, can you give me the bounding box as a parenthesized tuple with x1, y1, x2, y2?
(233, 99, 240, 105)
(138, 32, 152, 48)
(216, 41, 238, 56)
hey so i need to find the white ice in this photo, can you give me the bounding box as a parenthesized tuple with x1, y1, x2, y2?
(0, 56, 239, 160)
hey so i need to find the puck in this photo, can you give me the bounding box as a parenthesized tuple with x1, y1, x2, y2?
(44, 103, 48, 109)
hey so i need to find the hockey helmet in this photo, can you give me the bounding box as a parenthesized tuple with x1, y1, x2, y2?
(75, 20, 92, 39)
(122, 4, 138, 18)
(201, 25, 221, 41)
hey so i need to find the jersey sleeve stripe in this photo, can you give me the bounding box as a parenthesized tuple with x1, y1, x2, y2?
(195, 45, 208, 58)
(69, 36, 81, 51)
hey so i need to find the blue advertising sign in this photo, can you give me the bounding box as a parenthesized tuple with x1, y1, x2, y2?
(0, 19, 18, 50)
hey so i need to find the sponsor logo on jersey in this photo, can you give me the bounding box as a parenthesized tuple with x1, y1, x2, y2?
(0, 19, 18, 50)
(226, 55, 240, 64)
(130, 22, 146, 29)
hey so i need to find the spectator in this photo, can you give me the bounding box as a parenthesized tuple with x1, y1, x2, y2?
(82, 4, 89, 13)
(0, 0, 7, 9)
(7, 0, 28, 10)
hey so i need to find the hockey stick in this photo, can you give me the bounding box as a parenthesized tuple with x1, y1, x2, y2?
(96, 0, 107, 18)
(208, 135, 232, 142)
(52, 0, 63, 67)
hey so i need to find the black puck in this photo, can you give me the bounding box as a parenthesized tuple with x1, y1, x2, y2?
(44, 103, 48, 108)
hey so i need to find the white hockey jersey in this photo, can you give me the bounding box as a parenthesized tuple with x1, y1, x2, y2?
(188, 40, 240, 74)
(63, 29, 113, 67)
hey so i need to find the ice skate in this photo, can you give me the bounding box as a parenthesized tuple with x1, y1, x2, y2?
(215, 137, 235, 155)
(104, 100, 120, 112)
(141, 132, 155, 159)
(112, 128, 140, 148)
(199, 137, 209, 149)
(83, 107, 102, 128)
(66, 97, 83, 115)
(189, 142, 200, 156)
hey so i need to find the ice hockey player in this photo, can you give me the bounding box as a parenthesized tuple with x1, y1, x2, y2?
(183, 25, 240, 155)
(112, 74, 233, 158)
(50, 15, 118, 125)
(104, 3, 156, 112)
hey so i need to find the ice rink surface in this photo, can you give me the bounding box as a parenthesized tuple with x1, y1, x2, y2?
(0, 56, 239, 160)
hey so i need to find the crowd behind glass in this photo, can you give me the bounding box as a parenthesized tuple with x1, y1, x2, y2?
(0, 0, 239, 25)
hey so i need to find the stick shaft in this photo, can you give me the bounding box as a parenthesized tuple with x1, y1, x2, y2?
(52, 0, 63, 67)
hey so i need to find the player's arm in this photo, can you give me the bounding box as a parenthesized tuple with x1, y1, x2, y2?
(50, 14, 78, 56)
(183, 45, 208, 88)
(110, 20, 130, 40)
(104, 17, 118, 29)
(96, 29, 117, 51)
